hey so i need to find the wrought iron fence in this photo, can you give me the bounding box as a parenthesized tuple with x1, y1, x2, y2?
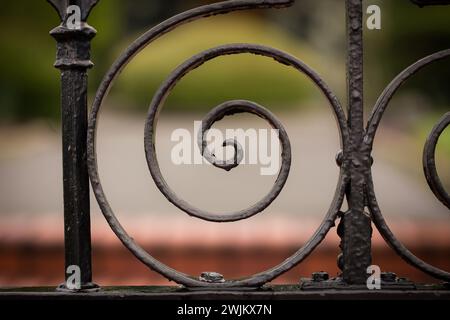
(2, 0, 449, 297)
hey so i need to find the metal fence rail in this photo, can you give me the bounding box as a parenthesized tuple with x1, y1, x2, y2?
(2, 0, 449, 297)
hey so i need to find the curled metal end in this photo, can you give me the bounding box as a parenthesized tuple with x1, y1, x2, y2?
(198, 103, 247, 171)
(201, 138, 244, 172)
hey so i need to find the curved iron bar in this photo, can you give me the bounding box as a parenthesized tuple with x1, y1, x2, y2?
(366, 172, 450, 281)
(87, 0, 349, 287)
(364, 50, 450, 281)
(144, 44, 348, 222)
(366, 49, 450, 147)
(148, 97, 293, 223)
(423, 112, 450, 210)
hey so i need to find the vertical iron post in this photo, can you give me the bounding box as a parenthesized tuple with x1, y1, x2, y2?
(342, 0, 372, 284)
(48, 0, 99, 291)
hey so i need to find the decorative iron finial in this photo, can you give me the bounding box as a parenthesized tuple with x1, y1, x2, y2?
(47, 0, 99, 22)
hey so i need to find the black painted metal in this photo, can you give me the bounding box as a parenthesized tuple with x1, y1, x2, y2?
(341, 0, 372, 285)
(1, 285, 450, 300)
(48, 0, 99, 291)
(411, 0, 450, 7)
(39, 0, 450, 293)
(366, 49, 450, 282)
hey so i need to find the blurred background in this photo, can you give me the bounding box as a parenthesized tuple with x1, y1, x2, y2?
(0, 0, 449, 286)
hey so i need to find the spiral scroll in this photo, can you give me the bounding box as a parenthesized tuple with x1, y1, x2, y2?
(144, 44, 296, 223)
(87, 0, 349, 288)
(144, 43, 349, 222)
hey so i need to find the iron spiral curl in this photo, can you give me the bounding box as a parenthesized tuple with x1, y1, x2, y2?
(87, 0, 349, 287)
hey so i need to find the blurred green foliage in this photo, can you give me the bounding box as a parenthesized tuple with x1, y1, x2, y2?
(0, 0, 122, 121)
(1, 0, 450, 121)
(113, 15, 319, 112)
(364, 1, 450, 108)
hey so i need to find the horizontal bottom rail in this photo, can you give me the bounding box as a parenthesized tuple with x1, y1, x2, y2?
(0, 285, 449, 300)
